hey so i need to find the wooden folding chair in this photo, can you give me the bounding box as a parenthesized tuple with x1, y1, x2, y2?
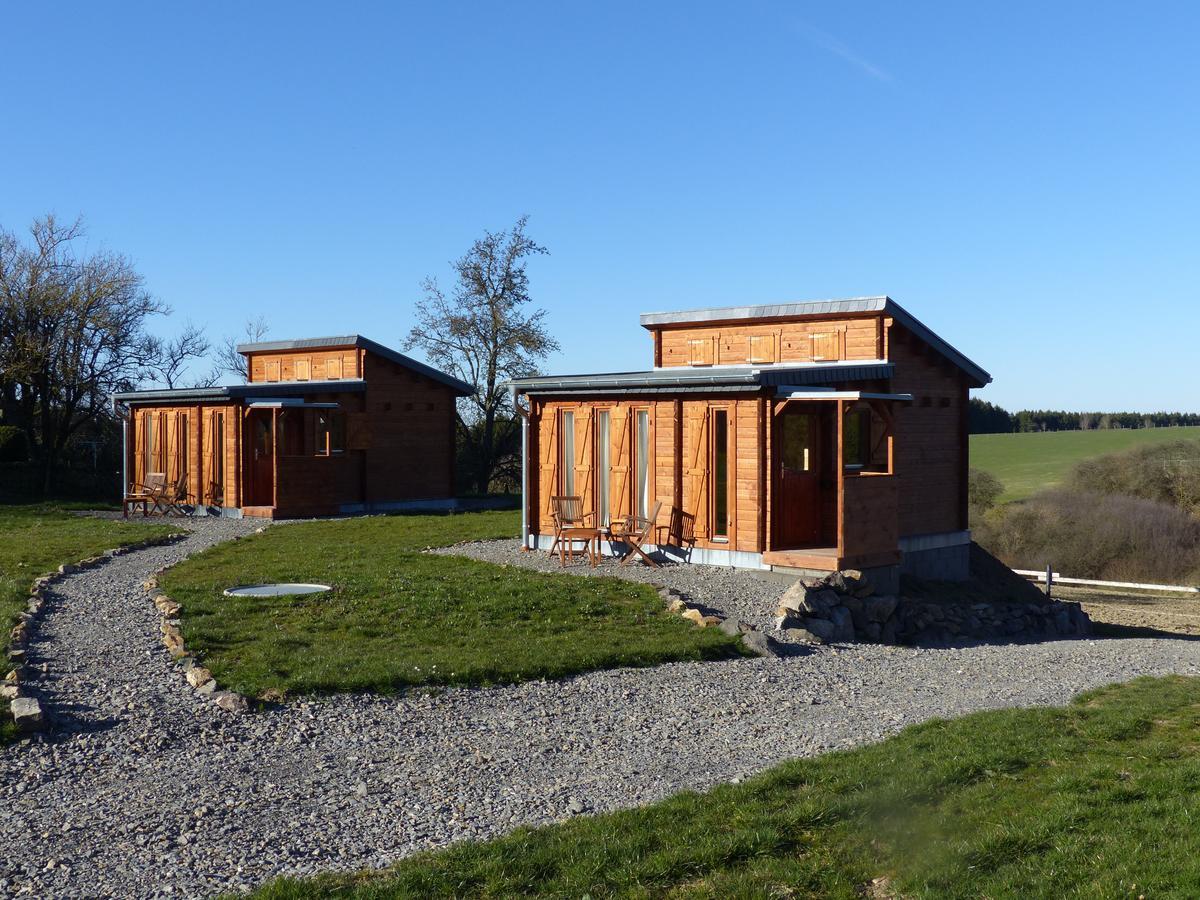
(664, 506, 697, 561)
(612, 500, 663, 567)
(549, 496, 594, 557)
(125, 472, 166, 516)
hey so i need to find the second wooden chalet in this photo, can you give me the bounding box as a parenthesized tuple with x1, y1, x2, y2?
(113, 335, 472, 518)
(510, 297, 991, 585)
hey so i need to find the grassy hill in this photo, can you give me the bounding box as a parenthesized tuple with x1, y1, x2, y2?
(971, 426, 1200, 502)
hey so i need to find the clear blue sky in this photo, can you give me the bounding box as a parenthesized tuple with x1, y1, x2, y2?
(3, 2, 1197, 411)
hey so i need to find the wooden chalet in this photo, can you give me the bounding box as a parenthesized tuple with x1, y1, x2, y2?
(510, 297, 991, 584)
(113, 335, 471, 518)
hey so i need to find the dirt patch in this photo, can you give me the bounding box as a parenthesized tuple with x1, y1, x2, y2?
(1054, 585, 1200, 636)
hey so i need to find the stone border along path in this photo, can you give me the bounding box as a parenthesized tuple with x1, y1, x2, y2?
(5, 527, 1200, 898)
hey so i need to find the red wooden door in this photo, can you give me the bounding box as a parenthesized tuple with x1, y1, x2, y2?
(778, 411, 821, 546)
(249, 410, 275, 506)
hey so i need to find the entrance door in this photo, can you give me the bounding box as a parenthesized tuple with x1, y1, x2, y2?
(249, 410, 275, 506)
(778, 410, 822, 546)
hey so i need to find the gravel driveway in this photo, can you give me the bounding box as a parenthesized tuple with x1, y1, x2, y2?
(5, 525, 1200, 898)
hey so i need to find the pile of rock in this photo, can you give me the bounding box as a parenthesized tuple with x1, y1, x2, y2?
(143, 574, 249, 714)
(777, 570, 899, 644)
(776, 569, 1091, 645)
(654, 585, 784, 658)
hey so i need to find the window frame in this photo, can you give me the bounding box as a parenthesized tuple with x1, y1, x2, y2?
(634, 407, 650, 520)
(710, 407, 730, 540)
(559, 409, 576, 496)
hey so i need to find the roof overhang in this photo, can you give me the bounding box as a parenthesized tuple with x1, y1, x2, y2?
(637, 296, 991, 388)
(774, 388, 914, 402)
(508, 362, 894, 397)
(112, 379, 368, 406)
(245, 399, 340, 409)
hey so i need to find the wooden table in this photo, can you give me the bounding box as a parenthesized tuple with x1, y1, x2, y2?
(558, 526, 602, 567)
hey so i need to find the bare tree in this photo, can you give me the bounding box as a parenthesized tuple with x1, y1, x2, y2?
(404, 216, 557, 494)
(144, 321, 212, 389)
(0, 215, 167, 491)
(215, 316, 269, 382)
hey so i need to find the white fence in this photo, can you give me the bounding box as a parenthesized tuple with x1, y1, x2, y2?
(1014, 569, 1200, 595)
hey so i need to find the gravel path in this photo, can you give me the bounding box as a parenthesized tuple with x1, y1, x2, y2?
(5, 528, 1200, 898)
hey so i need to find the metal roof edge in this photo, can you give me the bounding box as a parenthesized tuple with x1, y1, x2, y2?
(882, 299, 993, 387)
(638, 296, 890, 328)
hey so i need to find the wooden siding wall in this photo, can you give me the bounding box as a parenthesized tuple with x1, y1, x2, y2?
(652, 315, 884, 368)
(887, 323, 970, 535)
(839, 474, 900, 562)
(131, 404, 241, 508)
(359, 354, 457, 502)
(246, 347, 363, 383)
(528, 396, 764, 553)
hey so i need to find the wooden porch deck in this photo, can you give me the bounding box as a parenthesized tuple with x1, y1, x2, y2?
(763, 547, 902, 573)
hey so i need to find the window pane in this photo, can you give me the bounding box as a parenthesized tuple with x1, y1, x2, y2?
(179, 415, 188, 480)
(597, 411, 610, 525)
(213, 414, 224, 502)
(636, 410, 649, 519)
(561, 411, 575, 495)
(843, 409, 869, 467)
(331, 412, 346, 453)
(713, 410, 728, 538)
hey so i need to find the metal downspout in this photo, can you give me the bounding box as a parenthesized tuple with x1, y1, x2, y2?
(512, 385, 531, 550)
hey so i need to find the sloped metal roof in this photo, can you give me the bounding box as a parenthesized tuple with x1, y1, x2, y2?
(638, 296, 991, 388)
(508, 362, 894, 395)
(236, 335, 474, 395)
(112, 379, 367, 405)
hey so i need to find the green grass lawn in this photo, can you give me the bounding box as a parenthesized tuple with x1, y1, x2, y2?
(249, 675, 1200, 899)
(0, 504, 175, 741)
(160, 511, 741, 697)
(971, 425, 1200, 502)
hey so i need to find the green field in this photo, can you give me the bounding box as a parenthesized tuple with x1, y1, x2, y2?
(251, 675, 1200, 899)
(971, 426, 1200, 502)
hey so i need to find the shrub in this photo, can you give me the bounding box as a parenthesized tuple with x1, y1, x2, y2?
(1069, 439, 1200, 516)
(967, 467, 1004, 515)
(0, 427, 28, 463)
(975, 489, 1200, 585)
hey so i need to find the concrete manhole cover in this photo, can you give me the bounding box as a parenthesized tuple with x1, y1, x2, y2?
(223, 583, 332, 597)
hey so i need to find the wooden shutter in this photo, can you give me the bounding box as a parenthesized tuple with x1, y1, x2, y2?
(265, 359, 281, 382)
(133, 411, 145, 484)
(811, 330, 843, 361)
(539, 410, 559, 522)
(200, 411, 212, 504)
(151, 412, 164, 473)
(295, 358, 311, 381)
(610, 407, 631, 521)
(684, 406, 709, 538)
(687, 337, 715, 366)
(748, 333, 777, 364)
(574, 408, 594, 514)
(327, 355, 343, 380)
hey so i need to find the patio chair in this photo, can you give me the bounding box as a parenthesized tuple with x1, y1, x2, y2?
(124, 472, 165, 517)
(611, 500, 663, 567)
(549, 496, 600, 564)
(549, 496, 593, 555)
(664, 506, 697, 562)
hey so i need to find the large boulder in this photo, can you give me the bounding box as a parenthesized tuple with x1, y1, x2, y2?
(827, 605, 855, 642)
(740, 630, 784, 657)
(11, 697, 43, 731)
(802, 617, 836, 642)
(863, 594, 899, 624)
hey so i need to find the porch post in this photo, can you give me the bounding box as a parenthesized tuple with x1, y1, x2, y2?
(835, 400, 846, 557)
